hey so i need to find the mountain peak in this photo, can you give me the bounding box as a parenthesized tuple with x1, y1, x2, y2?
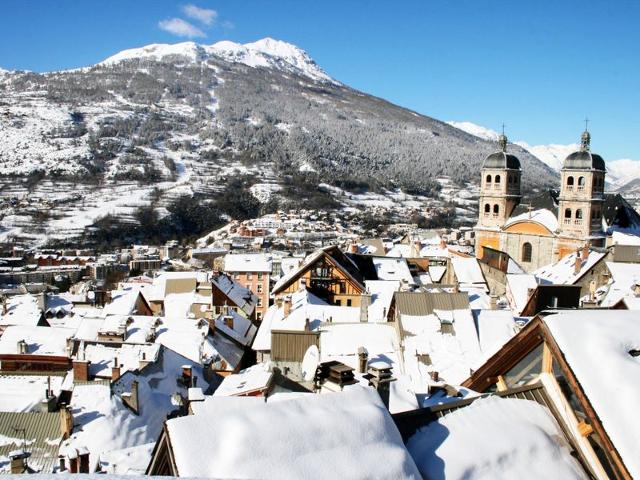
(99, 37, 335, 84)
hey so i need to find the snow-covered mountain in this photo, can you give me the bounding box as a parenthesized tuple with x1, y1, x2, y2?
(0, 39, 556, 246)
(448, 120, 640, 191)
(100, 37, 335, 84)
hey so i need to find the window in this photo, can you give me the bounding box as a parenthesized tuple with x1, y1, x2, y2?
(486, 174, 492, 184)
(335, 299, 342, 306)
(521, 242, 532, 263)
(504, 343, 543, 388)
(578, 176, 585, 186)
(347, 299, 352, 307)
(257, 272, 263, 280)
(256, 312, 262, 321)
(484, 203, 490, 214)
(493, 204, 499, 215)
(257, 284, 263, 293)
(257, 298, 263, 307)
(495, 174, 501, 184)
(246, 272, 253, 280)
(567, 176, 574, 186)
(564, 208, 572, 219)
(576, 209, 583, 220)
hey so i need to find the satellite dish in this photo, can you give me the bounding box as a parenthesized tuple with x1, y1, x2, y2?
(301, 345, 320, 382)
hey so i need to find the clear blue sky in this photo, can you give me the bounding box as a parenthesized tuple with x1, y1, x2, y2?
(1, 0, 639, 160)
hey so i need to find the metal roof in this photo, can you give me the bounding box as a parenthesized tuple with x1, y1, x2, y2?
(482, 151, 521, 170)
(394, 291, 469, 316)
(563, 150, 606, 171)
(0, 411, 63, 473)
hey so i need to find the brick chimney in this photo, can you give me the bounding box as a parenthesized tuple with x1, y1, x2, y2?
(283, 296, 292, 316)
(10, 451, 29, 474)
(122, 380, 139, 415)
(349, 243, 358, 254)
(67, 449, 78, 473)
(581, 243, 590, 261)
(573, 250, 582, 276)
(73, 360, 90, 382)
(78, 447, 90, 473)
(111, 357, 121, 381)
(59, 404, 73, 439)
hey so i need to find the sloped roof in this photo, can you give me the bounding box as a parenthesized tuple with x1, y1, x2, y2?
(395, 292, 469, 317)
(0, 411, 63, 473)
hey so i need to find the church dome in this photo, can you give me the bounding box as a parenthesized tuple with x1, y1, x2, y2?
(482, 133, 521, 170)
(562, 129, 605, 171)
(483, 151, 521, 170)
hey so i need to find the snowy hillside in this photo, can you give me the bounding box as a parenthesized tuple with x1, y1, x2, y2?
(446, 121, 500, 141)
(0, 39, 556, 246)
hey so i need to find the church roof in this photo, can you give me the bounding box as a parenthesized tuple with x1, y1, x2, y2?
(503, 208, 559, 233)
(482, 151, 521, 170)
(562, 150, 606, 171)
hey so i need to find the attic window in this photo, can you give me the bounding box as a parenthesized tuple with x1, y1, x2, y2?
(629, 349, 640, 358)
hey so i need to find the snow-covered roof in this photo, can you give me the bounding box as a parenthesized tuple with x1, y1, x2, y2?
(372, 257, 414, 284)
(224, 253, 272, 273)
(0, 294, 42, 327)
(474, 309, 518, 362)
(451, 257, 487, 289)
(407, 396, 587, 479)
(544, 310, 640, 477)
(211, 273, 257, 316)
(167, 386, 421, 478)
(252, 289, 360, 352)
(0, 374, 65, 412)
(103, 288, 142, 316)
(213, 363, 273, 397)
(600, 261, 640, 308)
(366, 280, 400, 322)
(214, 309, 257, 347)
(0, 325, 74, 356)
(506, 273, 538, 315)
(82, 343, 161, 378)
(319, 323, 400, 371)
(535, 249, 607, 285)
(401, 309, 482, 389)
(611, 231, 640, 246)
(504, 208, 559, 233)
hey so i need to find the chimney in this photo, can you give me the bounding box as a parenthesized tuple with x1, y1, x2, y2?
(1, 296, 7, 315)
(223, 314, 234, 331)
(73, 360, 90, 382)
(634, 283, 640, 297)
(439, 238, 447, 250)
(17, 339, 28, 354)
(122, 380, 139, 415)
(111, 357, 121, 381)
(489, 295, 498, 310)
(429, 371, 439, 382)
(360, 293, 372, 322)
(581, 243, 590, 261)
(59, 404, 73, 439)
(349, 243, 358, 254)
(367, 362, 395, 409)
(58, 456, 66, 472)
(146, 325, 157, 343)
(78, 447, 90, 473)
(304, 318, 311, 332)
(275, 297, 283, 308)
(10, 451, 30, 474)
(283, 296, 292, 316)
(357, 347, 369, 374)
(573, 251, 582, 275)
(67, 449, 79, 473)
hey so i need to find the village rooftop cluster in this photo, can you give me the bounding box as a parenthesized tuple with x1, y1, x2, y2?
(0, 137, 639, 479)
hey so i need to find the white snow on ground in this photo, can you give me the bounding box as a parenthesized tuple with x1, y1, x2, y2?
(544, 310, 640, 478)
(167, 386, 421, 479)
(406, 396, 588, 479)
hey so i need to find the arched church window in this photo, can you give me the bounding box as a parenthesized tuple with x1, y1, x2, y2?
(484, 203, 490, 213)
(522, 242, 532, 263)
(486, 174, 492, 184)
(576, 209, 583, 221)
(578, 177, 586, 191)
(495, 175, 501, 184)
(565, 208, 572, 219)
(493, 204, 499, 214)
(567, 176, 574, 186)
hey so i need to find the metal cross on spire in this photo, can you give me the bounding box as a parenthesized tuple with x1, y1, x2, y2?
(584, 117, 589, 132)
